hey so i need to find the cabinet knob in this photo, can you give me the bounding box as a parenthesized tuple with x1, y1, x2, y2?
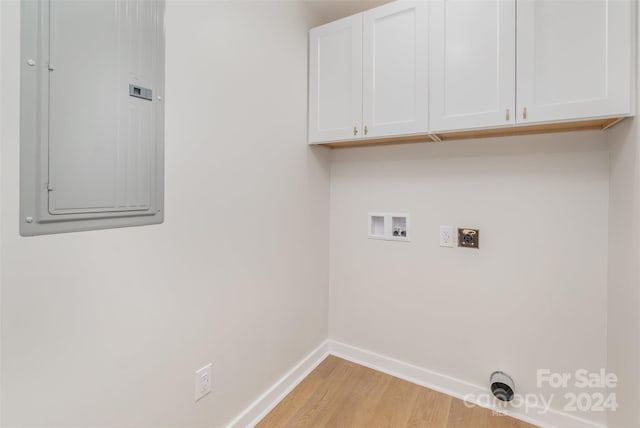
(353, 126, 358, 136)
(505, 109, 510, 121)
(364, 125, 368, 136)
(523, 107, 528, 120)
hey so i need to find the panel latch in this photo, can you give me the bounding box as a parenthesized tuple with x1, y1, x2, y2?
(129, 84, 153, 101)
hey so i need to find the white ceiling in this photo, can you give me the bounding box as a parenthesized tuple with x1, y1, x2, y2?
(305, 0, 393, 27)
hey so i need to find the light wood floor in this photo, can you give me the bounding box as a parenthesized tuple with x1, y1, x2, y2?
(257, 356, 537, 428)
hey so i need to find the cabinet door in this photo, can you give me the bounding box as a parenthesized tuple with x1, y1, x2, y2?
(517, 0, 634, 124)
(362, 1, 428, 138)
(309, 15, 363, 144)
(429, 0, 516, 132)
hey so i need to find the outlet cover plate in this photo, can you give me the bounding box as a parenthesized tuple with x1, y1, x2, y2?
(440, 226, 454, 247)
(195, 363, 212, 402)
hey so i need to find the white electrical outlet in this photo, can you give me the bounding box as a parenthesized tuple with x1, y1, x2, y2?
(195, 363, 212, 402)
(440, 226, 454, 247)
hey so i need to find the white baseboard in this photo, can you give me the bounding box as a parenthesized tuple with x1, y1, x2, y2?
(329, 340, 605, 428)
(228, 339, 605, 428)
(226, 340, 330, 428)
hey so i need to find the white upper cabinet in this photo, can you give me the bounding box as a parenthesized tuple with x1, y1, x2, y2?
(310, 0, 636, 145)
(429, 0, 516, 132)
(309, 15, 363, 143)
(362, 1, 429, 138)
(430, 0, 634, 133)
(308, 1, 428, 144)
(517, 0, 635, 124)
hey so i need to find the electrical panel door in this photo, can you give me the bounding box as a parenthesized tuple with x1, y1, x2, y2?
(20, 0, 165, 235)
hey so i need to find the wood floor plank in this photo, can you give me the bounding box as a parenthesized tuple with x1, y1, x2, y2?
(303, 364, 377, 427)
(322, 365, 392, 427)
(365, 376, 422, 427)
(283, 358, 360, 427)
(256, 356, 341, 428)
(446, 397, 489, 428)
(406, 387, 452, 428)
(256, 356, 538, 428)
(447, 398, 535, 428)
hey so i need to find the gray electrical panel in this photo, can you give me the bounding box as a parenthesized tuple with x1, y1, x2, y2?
(20, 0, 165, 236)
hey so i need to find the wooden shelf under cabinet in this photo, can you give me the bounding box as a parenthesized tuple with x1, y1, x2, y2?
(319, 117, 626, 149)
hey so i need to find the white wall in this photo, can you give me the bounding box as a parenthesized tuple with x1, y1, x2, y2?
(607, 117, 640, 428)
(0, 1, 330, 426)
(605, 3, 640, 425)
(329, 132, 610, 424)
(306, 0, 391, 26)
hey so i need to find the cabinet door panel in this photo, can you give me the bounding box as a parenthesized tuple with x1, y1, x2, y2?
(429, 0, 516, 132)
(362, 1, 428, 138)
(517, 0, 634, 124)
(309, 15, 363, 143)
